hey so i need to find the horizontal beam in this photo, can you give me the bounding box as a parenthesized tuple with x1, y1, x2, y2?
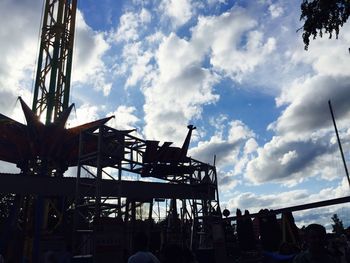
(225, 195, 350, 221)
(0, 173, 215, 200)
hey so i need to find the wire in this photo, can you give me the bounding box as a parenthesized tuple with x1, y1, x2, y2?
(69, 0, 80, 107)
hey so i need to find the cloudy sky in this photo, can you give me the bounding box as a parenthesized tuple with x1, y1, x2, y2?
(1, 0, 350, 230)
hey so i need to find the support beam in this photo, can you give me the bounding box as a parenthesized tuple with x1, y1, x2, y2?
(0, 173, 215, 200)
(225, 195, 350, 221)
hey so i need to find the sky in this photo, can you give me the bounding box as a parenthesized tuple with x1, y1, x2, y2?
(1, 0, 350, 230)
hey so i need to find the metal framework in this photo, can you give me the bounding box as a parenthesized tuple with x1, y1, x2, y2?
(72, 124, 221, 255)
(32, 0, 77, 124)
(0, 0, 222, 259)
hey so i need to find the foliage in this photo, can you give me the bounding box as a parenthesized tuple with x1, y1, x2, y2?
(300, 0, 350, 50)
(331, 213, 345, 236)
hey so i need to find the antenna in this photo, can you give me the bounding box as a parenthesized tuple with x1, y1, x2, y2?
(328, 100, 350, 189)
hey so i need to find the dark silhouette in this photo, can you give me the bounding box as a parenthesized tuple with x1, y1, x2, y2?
(259, 209, 282, 252)
(128, 232, 160, 263)
(160, 244, 184, 263)
(300, 0, 350, 50)
(236, 209, 256, 251)
(293, 223, 337, 263)
(281, 212, 300, 247)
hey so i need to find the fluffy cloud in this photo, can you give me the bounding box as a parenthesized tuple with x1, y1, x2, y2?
(120, 42, 154, 88)
(72, 11, 111, 96)
(218, 170, 241, 192)
(190, 120, 257, 193)
(67, 103, 101, 128)
(160, 0, 193, 28)
(245, 135, 339, 184)
(142, 6, 277, 143)
(0, 1, 41, 117)
(191, 7, 276, 81)
(143, 33, 219, 144)
(113, 8, 151, 43)
(272, 75, 350, 139)
(107, 105, 140, 131)
(269, 3, 284, 18)
(226, 177, 349, 218)
(190, 120, 255, 166)
(290, 22, 350, 76)
(243, 15, 350, 186)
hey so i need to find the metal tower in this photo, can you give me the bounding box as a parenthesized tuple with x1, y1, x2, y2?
(32, 0, 77, 124)
(0, 0, 225, 261)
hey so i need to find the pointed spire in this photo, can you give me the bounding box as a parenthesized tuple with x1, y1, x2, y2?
(54, 103, 74, 129)
(68, 116, 114, 135)
(18, 96, 43, 129)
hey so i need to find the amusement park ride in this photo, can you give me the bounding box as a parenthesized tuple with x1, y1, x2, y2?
(2, 1, 350, 263)
(0, 0, 222, 262)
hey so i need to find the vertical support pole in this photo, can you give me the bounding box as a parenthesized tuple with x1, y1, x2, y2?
(45, 0, 65, 124)
(63, 0, 77, 109)
(73, 130, 84, 255)
(118, 162, 122, 218)
(329, 100, 350, 189)
(147, 201, 153, 249)
(95, 125, 103, 219)
(32, 0, 50, 113)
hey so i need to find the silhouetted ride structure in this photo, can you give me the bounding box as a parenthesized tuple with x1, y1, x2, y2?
(1, 1, 350, 263)
(0, 0, 222, 262)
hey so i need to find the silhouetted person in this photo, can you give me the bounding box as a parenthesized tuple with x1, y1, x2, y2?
(259, 209, 282, 252)
(128, 232, 160, 263)
(282, 211, 301, 246)
(293, 223, 337, 263)
(236, 209, 256, 251)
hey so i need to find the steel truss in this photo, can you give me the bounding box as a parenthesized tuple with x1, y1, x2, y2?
(32, 0, 77, 124)
(72, 124, 221, 256)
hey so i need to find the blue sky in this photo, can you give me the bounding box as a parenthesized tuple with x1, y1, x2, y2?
(1, 0, 350, 230)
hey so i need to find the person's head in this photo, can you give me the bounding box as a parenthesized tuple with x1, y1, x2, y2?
(304, 223, 327, 252)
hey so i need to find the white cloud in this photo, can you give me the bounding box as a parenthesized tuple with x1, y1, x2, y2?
(67, 103, 101, 128)
(190, 120, 256, 172)
(248, 32, 350, 184)
(142, 33, 219, 144)
(226, 177, 350, 224)
(245, 135, 339, 184)
(141, 6, 278, 144)
(228, 120, 255, 143)
(107, 105, 140, 131)
(121, 42, 154, 88)
(272, 75, 350, 139)
(218, 170, 241, 192)
(290, 22, 350, 76)
(0, 1, 41, 117)
(244, 138, 259, 154)
(279, 150, 298, 165)
(72, 11, 111, 96)
(227, 189, 309, 213)
(160, 0, 193, 28)
(113, 8, 151, 43)
(269, 4, 284, 18)
(191, 7, 276, 81)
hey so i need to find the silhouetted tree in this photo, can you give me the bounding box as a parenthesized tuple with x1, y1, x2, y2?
(331, 213, 345, 236)
(299, 0, 350, 50)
